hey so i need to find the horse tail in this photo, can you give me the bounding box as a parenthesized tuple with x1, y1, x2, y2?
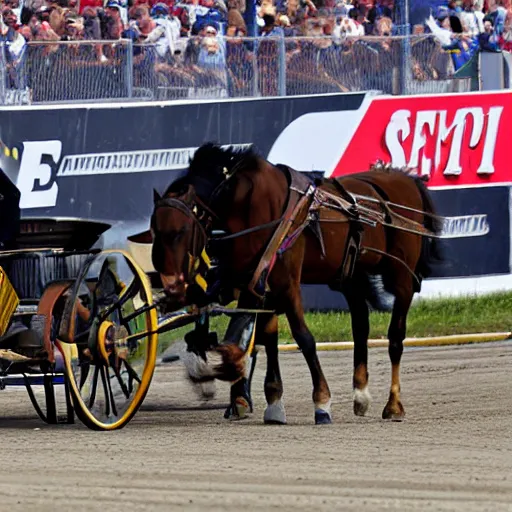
(412, 176, 444, 286)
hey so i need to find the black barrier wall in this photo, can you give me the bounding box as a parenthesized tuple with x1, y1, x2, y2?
(0, 93, 366, 220)
(0, 93, 509, 310)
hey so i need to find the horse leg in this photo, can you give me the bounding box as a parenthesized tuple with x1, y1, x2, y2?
(281, 285, 332, 425)
(262, 314, 287, 425)
(223, 292, 263, 420)
(382, 271, 413, 421)
(223, 317, 257, 420)
(343, 274, 372, 416)
(224, 314, 286, 423)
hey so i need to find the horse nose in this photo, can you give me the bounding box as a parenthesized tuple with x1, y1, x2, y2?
(161, 273, 178, 292)
(160, 273, 187, 297)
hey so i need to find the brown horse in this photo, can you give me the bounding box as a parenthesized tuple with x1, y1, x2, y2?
(151, 143, 442, 424)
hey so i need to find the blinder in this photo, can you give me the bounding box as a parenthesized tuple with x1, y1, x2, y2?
(152, 195, 214, 292)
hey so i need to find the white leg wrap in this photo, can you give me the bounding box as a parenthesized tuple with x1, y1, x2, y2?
(264, 399, 287, 425)
(353, 386, 372, 416)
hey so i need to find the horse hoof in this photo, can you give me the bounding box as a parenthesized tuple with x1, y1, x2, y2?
(384, 414, 406, 422)
(314, 410, 332, 425)
(353, 387, 372, 417)
(382, 402, 405, 422)
(235, 397, 251, 419)
(264, 401, 287, 425)
(224, 397, 251, 421)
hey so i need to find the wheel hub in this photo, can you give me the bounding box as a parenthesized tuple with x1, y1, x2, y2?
(97, 321, 115, 363)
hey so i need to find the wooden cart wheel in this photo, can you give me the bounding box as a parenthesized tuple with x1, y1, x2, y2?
(56, 250, 158, 431)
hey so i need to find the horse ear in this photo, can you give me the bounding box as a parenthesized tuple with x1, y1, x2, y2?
(184, 184, 196, 201)
(153, 189, 161, 203)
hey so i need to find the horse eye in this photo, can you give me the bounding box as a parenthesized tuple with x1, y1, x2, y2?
(177, 226, 189, 237)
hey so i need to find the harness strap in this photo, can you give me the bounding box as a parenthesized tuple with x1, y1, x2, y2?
(247, 168, 317, 298)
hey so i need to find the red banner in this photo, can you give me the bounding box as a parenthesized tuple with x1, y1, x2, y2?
(331, 91, 512, 189)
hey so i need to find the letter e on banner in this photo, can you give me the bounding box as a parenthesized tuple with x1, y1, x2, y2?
(17, 141, 61, 209)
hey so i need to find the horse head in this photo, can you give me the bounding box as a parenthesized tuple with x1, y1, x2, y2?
(151, 182, 213, 304)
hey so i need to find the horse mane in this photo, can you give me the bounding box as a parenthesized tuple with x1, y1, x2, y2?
(160, 143, 260, 202)
(369, 160, 428, 182)
(164, 175, 190, 196)
(162, 143, 262, 200)
(188, 142, 262, 181)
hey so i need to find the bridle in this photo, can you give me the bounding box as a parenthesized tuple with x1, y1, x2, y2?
(152, 194, 216, 291)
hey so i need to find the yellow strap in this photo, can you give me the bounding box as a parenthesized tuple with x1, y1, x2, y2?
(195, 273, 208, 292)
(201, 248, 212, 269)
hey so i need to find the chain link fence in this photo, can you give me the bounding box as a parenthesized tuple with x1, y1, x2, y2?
(0, 35, 474, 105)
(0, 40, 132, 104)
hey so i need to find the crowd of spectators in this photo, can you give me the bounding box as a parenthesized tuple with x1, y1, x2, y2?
(0, 0, 511, 101)
(425, 0, 512, 70)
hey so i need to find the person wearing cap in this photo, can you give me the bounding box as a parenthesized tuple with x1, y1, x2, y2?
(104, 0, 128, 28)
(144, 3, 181, 59)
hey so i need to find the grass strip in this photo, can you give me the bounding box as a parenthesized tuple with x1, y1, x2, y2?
(157, 291, 512, 354)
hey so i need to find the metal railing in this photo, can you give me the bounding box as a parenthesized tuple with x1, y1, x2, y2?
(0, 35, 475, 105)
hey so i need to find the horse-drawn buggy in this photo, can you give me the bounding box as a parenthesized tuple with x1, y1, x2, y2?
(0, 163, 263, 430)
(0, 163, 171, 430)
(0, 142, 445, 430)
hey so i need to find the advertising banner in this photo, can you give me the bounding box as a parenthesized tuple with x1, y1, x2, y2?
(0, 90, 510, 304)
(0, 93, 367, 221)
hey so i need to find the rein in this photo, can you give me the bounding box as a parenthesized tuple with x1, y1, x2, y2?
(213, 218, 285, 241)
(360, 246, 422, 287)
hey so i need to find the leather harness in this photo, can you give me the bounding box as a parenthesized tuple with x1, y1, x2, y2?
(152, 164, 438, 301)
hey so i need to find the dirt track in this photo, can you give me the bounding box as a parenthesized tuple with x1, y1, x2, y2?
(0, 342, 511, 511)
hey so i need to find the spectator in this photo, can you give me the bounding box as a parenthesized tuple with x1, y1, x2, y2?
(367, 0, 392, 26)
(225, 23, 254, 95)
(145, 3, 181, 59)
(333, 0, 353, 17)
(197, 34, 227, 89)
(348, 7, 365, 35)
(4, 0, 22, 24)
(260, 12, 284, 36)
(257, 0, 276, 29)
(479, 17, 500, 50)
(82, 6, 102, 39)
(460, 0, 483, 36)
(499, 9, 512, 49)
(184, 21, 205, 64)
(484, 0, 507, 35)
(227, 0, 247, 35)
(195, 0, 225, 29)
(276, 13, 295, 35)
(103, 0, 125, 39)
(0, 7, 25, 88)
(61, 12, 85, 40)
